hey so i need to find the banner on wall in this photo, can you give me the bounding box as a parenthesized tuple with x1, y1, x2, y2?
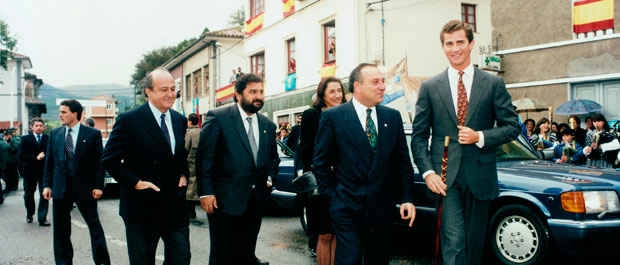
(573, 0, 614, 33)
(282, 0, 295, 17)
(245, 13, 265, 36)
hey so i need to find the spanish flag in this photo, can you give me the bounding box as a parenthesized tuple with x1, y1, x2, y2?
(320, 63, 336, 78)
(573, 0, 614, 34)
(216, 84, 235, 102)
(283, 0, 295, 18)
(245, 12, 264, 36)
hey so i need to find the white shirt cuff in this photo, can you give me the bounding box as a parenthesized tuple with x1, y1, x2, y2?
(475, 131, 485, 148)
(422, 170, 436, 180)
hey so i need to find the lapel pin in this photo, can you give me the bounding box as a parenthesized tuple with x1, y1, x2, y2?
(384, 123, 388, 127)
(82, 140, 86, 142)
(263, 130, 267, 134)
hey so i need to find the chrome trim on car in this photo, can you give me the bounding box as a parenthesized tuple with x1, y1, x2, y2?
(548, 218, 620, 228)
(271, 189, 297, 197)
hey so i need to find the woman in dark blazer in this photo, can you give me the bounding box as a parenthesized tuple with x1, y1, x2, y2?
(299, 77, 346, 265)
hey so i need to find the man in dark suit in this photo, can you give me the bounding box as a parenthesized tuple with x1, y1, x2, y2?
(198, 73, 279, 265)
(313, 63, 416, 265)
(42, 99, 111, 265)
(411, 20, 520, 265)
(19, 117, 50, 225)
(102, 68, 190, 265)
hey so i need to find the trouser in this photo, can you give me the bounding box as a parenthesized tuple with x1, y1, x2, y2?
(53, 197, 110, 265)
(124, 221, 191, 265)
(331, 211, 391, 265)
(440, 181, 491, 265)
(23, 173, 49, 222)
(4, 163, 18, 192)
(207, 195, 262, 265)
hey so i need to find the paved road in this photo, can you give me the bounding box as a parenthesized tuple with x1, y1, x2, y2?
(0, 183, 430, 265)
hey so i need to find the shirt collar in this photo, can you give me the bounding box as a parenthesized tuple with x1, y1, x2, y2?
(66, 122, 80, 133)
(351, 97, 376, 114)
(448, 63, 474, 78)
(148, 101, 170, 119)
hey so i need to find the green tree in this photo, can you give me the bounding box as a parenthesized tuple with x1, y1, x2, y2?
(0, 19, 18, 70)
(228, 6, 245, 27)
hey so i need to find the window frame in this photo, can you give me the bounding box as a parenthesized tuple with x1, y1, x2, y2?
(286, 38, 296, 74)
(250, 52, 265, 79)
(250, 0, 265, 18)
(323, 21, 336, 64)
(461, 3, 477, 32)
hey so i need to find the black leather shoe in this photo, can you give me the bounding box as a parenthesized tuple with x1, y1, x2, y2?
(39, 221, 51, 227)
(27, 216, 33, 223)
(255, 257, 269, 265)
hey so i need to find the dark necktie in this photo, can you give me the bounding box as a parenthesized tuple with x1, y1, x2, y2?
(457, 71, 469, 126)
(65, 128, 74, 159)
(36, 134, 41, 144)
(247, 116, 258, 163)
(160, 113, 172, 150)
(366, 108, 377, 150)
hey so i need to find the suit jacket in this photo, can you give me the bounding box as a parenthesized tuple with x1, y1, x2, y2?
(42, 125, 104, 200)
(102, 103, 189, 224)
(411, 68, 520, 200)
(197, 104, 279, 216)
(19, 133, 48, 178)
(313, 102, 414, 225)
(299, 107, 321, 172)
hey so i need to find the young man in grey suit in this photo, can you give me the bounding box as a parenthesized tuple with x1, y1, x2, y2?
(313, 63, 416, 265)
(411, 20, 520, 265)
(103, 68, 190, 265)
(42, 99, 111, 265)
(198, 73, 279, 265)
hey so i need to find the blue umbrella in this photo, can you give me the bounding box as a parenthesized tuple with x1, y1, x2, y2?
(555, 99, 602, 115)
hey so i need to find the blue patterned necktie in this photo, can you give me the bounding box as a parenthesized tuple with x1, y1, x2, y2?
(36, 134, 41, 143)
(160, 113, 172, 150)
(366, 108, 377, 150)
(65, 128, 74, 158)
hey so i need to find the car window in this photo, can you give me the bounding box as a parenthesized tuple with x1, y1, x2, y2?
(496, 135, 539, 161)
(277, 140, 295, 158)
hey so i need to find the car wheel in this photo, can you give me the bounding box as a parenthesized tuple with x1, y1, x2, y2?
(299, 203, 309, 234)
(488, 204, 550, 265)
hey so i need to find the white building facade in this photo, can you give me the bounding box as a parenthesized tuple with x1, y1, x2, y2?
(0, 52, 32, 134)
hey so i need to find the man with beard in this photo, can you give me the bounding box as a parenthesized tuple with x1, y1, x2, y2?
(103, 68, 190, 265)
(197, 73, 279, 265)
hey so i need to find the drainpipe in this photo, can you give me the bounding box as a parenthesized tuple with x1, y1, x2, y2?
(209, 41, 218, 110)
(16, 59, 23, 134)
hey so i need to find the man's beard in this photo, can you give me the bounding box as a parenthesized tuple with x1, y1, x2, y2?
(240, 98, 264, 114)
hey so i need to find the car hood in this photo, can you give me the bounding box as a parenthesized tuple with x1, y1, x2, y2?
(497, 160, 620, 192)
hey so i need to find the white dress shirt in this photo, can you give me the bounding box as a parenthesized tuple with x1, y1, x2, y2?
(148, 101, 176, 154)
(351, 97, 378, 136)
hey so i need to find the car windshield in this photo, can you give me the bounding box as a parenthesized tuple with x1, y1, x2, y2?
(277, 140, 295, 158)
(496, 134, 540, 161)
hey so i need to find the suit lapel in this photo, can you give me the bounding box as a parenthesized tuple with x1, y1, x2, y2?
(465, 68, 484, 125)
(343, 102, 373, 157)
(139, 104, 172, 151)
(438, 70, 458, 126)
(230, 105, 254, 161)
(74, 127, 87, 159)
(170, 111, 184, 155)
(256, 114, 269, 165)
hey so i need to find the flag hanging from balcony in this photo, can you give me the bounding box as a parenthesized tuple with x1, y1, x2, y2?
(282, 0, 295, 17)
(245, 12, 265, 36)
(573, 0, 614, 34)
(216, 83, 235, 102)
(285, 72, 297, 91)
(320, 63, 336, 78)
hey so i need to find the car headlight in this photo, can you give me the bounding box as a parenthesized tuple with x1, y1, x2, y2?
(561, 191, 620, 214)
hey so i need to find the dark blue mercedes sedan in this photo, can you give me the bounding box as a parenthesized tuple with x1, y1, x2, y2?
(405, 132, 620, 265)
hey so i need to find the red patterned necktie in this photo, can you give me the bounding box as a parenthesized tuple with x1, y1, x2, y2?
(456, 71, 469, 126)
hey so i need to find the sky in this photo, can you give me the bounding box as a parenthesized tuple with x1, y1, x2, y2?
(0, 0, 244, 87)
